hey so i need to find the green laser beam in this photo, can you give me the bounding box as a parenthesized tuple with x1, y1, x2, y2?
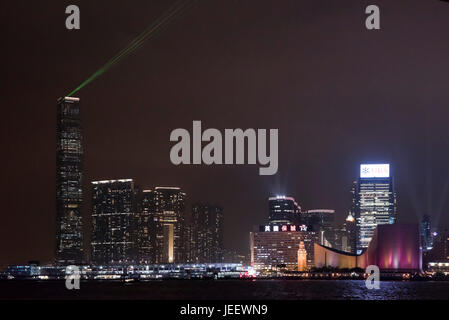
(95, 0, 190, 74)
(67, 0, 197, 97)
(100, 0, 194, 73)
(68, 0, 191, 96)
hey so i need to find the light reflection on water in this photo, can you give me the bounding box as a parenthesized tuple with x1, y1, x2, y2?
(243, 280, 449, 300)
(2, 279, 449, 300)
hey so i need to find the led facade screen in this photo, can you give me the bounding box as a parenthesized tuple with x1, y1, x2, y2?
(360, 164, 390, 178)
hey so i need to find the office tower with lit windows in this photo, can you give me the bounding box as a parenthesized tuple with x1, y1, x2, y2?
(91, 179, 137, 265)
(55, 97, 84, 265)
(152, 187, 186, 263)
(420, 215, 433, 252)
(268, 196, 301, 225)
(353, 164, 396, 253)
(190, 203, 224, 263)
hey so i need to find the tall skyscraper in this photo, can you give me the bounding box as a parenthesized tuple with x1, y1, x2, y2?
(353, 164, 396, 253)
(91, 179, 136, 265)
(152, 187, 186, 263)
(420, 214, 433, 252)
(55, 97, 84, 265)
(268, 196, 301, 225)
(190, 203, 224, 263)
(133, 187, 187, 264)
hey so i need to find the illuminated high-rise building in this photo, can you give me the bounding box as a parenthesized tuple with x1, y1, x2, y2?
(420, 214, 433, 252)
(353, 164, 396, 253)
(268, 196, 301, 225)
(152, 187, 186, 263)
(190, 203, 224, 263)
(135, 190, 156, 264)
(134, 187, 187, 264)
(55, 97, 84, 265)
(91, 179, 136, 265)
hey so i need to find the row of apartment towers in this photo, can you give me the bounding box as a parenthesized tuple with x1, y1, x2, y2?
(91, 182, 224, 265)
(55, 97, 223, 265)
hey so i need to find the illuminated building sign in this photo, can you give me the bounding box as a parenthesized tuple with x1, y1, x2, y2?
(261, 225, 308, 232)
(360, 164, 390, 178)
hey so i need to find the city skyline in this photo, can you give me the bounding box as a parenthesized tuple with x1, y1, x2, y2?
(49, 147, 448, 266)
(2, 0, 449, 267)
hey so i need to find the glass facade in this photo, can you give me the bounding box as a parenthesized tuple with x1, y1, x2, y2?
(55, 97, 84, 265)
(354, 164, 396, 253)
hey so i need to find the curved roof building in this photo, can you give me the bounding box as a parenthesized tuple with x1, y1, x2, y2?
(314, 224, 422, 272)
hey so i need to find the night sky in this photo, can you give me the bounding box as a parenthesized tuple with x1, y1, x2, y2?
(1, 0, 449, 266)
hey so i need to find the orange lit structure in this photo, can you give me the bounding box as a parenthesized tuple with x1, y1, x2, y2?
(297, 241, 307, 271)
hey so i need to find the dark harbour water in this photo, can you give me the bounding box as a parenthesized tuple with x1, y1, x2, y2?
(1, 280, 449, 300)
